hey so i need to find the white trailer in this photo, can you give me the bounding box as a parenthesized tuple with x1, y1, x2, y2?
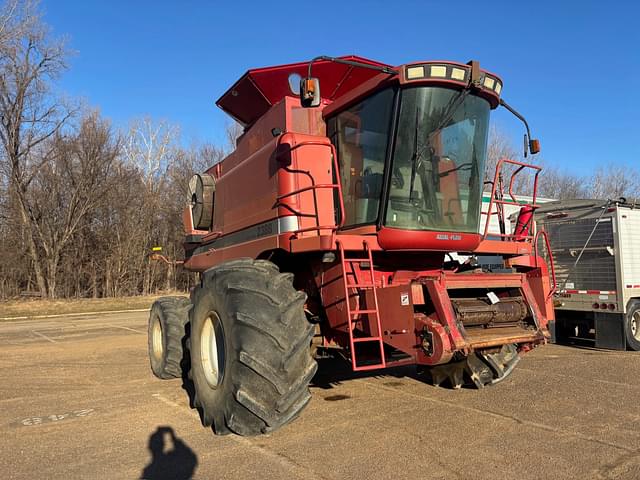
(536, 199, 640, 350)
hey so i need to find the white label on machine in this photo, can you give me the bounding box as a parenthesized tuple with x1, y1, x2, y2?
(400, 293, 410, 306)
(487, 291, 500, 304)
(565, 282, 575, 289)
(599, 295, 609, 300)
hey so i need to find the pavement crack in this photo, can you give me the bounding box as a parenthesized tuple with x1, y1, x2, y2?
(107, 324, 145, 334)
(31, 330, 57, 343)
(595, 449, 640, 479)
(358, 379, 634, 453)
(518, 367, 640, 390)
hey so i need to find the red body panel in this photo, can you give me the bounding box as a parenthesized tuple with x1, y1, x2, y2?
(217, 56, 391, 126)
(377, 227, 481, 252)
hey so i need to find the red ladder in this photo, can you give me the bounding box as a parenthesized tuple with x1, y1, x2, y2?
(337, 239, 386, 371)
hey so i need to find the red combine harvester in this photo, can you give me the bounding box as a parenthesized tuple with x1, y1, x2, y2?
(147, 55, 555, 436)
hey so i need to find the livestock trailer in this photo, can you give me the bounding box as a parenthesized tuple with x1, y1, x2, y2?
(536, 199, 640, 350)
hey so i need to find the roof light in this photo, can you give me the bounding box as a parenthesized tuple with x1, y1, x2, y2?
(430, 65, 447, 78)
(403, 63, 502, 99)
(406, 66, 425, 79)
(451, 67, 466, 80)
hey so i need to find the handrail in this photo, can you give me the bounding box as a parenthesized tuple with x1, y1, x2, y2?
(534, 229, 557, 299)
(482, 158, 542, 242)
(274, 136, 345, 237)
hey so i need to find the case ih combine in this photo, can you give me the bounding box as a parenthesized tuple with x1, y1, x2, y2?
(147, 55, 555, 436)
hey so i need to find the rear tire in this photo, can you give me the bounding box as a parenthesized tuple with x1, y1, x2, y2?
(148, 296, 191, 379)
(189, 258, 317, 436)
(625, 300, 640, 351)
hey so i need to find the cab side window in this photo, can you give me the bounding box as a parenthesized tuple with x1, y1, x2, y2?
(328, 89, 394, 227)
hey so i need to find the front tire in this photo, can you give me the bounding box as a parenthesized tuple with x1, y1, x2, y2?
(148, 296, 191, 379)
(189, 258, 317, 436)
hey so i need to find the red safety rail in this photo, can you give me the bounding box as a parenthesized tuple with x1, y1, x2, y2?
(534, 229, 557, 299)
(482, 158, 542, 242)
(336, 239, 386, 371)
(274, 139, 345, 236)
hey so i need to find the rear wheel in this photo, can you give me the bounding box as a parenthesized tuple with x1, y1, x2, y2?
(625, 300, 640, 351)
(189, 258, 317, 436)
(148, 296, 191, 379)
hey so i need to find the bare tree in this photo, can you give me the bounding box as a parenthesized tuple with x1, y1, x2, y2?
(484, 125, 541, 196)
(122, 117, 179, 181)
(587, 165, 638, 200)
(537, 166, 584, 200)
(121, 117, 180, 294)
(224, 120, 243, 151)
(24, 111, 119, 297)
(485, 125, 518, 182)
(0, 0, 73, 297)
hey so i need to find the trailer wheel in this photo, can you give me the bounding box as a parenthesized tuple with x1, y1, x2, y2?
(148, 296, 192, 379)
(625, 300, 640, 351)
(189, 258, 317, 436)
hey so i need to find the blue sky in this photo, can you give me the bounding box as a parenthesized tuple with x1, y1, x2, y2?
(42, 0, 639, 173)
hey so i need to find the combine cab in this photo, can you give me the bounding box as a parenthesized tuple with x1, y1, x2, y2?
(147, 55, 555, 436)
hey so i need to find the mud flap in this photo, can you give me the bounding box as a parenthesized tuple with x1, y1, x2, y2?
(424, 344, 520, 389)
(594, 312, 626, 350)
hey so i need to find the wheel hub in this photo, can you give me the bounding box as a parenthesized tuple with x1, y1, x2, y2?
(151, 317, 163, 360)
(201, 313, 224, 388)
(632, 311, 640, 341)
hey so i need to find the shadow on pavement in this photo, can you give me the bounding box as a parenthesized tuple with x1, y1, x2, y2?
(140, 426, 197, 480)
(311, 349, 420, 390)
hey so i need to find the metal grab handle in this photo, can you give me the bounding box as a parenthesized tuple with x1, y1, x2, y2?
(534, 229, 557, 299)
(275, 135, 346, 236)
(483, 158, 542, 241)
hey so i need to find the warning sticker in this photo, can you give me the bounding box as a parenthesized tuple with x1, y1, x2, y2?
(400, 293, 410, 306)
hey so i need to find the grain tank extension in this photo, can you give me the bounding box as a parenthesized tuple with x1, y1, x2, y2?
(147, 56, 555, 436)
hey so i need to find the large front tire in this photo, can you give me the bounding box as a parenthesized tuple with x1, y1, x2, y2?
(189, 258, 317, 436)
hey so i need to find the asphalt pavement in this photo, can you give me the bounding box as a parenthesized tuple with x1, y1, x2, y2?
(1, 310, 639, 479)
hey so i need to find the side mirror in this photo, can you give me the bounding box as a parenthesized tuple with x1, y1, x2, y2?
(524, 135, 541, 157)
(300, 77, 321, 108)
(529, 138, 541, 155)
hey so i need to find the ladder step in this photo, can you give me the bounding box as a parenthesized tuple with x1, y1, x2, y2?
(353, 363, 385, 371)
(353, 336, 383, 343)
(338, 240, 386, 371)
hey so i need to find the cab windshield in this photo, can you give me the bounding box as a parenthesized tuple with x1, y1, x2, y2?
(385, 87, 489, 233)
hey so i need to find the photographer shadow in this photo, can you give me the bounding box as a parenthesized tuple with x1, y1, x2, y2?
(140, 426, 197, 480)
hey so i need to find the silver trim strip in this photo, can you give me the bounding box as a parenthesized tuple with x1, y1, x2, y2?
(193, 216, 300, 254)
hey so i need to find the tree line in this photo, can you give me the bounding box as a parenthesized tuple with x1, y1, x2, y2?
(485, 126, 639, 201)
(0, 1, 637, 300)
(0, 1, 231, 299)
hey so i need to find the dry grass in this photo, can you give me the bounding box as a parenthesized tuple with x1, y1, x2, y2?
(0, 292, 188, 319)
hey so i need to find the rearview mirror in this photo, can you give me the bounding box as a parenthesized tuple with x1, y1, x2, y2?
(529, 138, 540, 155)
(300, 77, 321, 108)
